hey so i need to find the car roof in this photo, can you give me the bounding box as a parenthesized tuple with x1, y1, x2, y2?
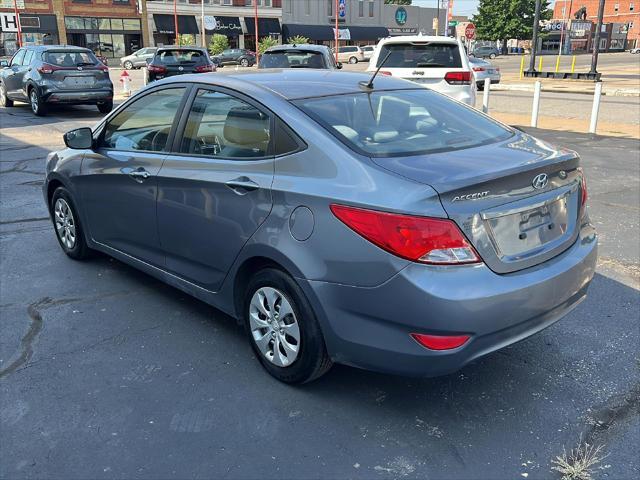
(265, 44, 330, 53)
(157, 46, 207, 51)
(160, 70, 417, 100)
(378, 35, 459, 45)
(25, 45, 92, 52)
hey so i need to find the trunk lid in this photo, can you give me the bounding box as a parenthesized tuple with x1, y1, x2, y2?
(371, 132, 585, 273)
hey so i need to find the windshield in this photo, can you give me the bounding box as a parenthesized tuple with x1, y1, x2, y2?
(157, 49, 207, 64)
(376, 42, 462, 69)
(294, 89, 513, 157)
(44, 51, 98, 67)
(260, 51, 328, 69)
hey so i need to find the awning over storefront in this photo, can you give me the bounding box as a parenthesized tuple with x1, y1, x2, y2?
(153, 14, 199, 35)
(245, 17, 281, 36)
(205, 16, 242, 38)
(282, 24, 388, 42)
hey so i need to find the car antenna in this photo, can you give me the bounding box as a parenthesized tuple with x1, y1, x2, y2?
(359, 50, 392, 90)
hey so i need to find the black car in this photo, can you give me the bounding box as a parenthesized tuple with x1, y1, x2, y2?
(211, 48, 256, 68)
(146, 47, 216, 82)
(0, 45, 113, 116)
(470, 45, 500, 59)
(258, 44, 341, 70)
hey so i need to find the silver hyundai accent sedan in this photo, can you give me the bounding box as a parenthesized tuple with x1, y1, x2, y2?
(43, 70, 597, 384)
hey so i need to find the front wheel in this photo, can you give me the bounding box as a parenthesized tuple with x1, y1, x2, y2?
(240, 58, 249, 67)
(29, 88, 47, 116)
(244, 269, 332, 384)
(50, 187, 91, 260)
(348, 56, 358, 64)
(489, 53, 496, 59)
(97, 100, 113, 113)
(0, 82, 13, 107)
(123, 60, 133, 70)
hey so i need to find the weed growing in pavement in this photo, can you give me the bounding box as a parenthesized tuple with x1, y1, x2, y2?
(551, 438, 609, 480)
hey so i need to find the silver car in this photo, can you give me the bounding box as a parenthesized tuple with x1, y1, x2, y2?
(469, 56, 501, 90)
(44, 71, 597, 384)
(120, 47, 157, 69)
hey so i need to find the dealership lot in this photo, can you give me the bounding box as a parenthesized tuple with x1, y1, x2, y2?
(1, 96, 639, 480)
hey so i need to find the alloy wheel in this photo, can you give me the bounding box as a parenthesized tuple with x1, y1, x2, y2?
(240, 58, 249, 67)
(54, 198, 76, 249)
(124, 61, 133, 69)
(30, 90, 38, 114)
(249, 287, 301, 367)
(0, 84, 6, 107)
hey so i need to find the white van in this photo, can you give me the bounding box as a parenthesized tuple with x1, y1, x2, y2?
(367, 35, 476, 106)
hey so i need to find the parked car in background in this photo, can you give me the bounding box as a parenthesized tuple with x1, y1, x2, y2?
(0, 45, 113, 116)
(120, 47, 157, 69)
(471, 45, 500, 59)
(259, 44, 340, 69)
(0, 56, 10, 68)
(469, 56, 501, 89)
(337, 46, 365, 64)
(46, 70, 596, 384)
(146, 47, 215, 82)
(630, 47, 640, 54)
(361, 45, 376, 61)
(367, 35, 476, 106)
(211, 48, 256, 67)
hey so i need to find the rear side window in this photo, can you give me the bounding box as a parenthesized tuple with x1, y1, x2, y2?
(100, 88, 186, 152)
(45, 50, 98, 67)
(295, 89, 512, 157)
(377, 42, 462, 69)
(22, 50, 34, 65)
(157, 50, 206, 64)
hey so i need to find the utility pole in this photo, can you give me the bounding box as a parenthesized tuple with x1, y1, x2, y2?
(174, 0, 179, 45)
(335, 0, 339, 63)
(527, 0, 542, 73)
(13, 0, 22, 48)
(201, 0, 206, 48)
(254, 0, 259, 62)
(589, 0, 606, 74)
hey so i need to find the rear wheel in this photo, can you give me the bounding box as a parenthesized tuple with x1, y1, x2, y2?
(348, 56, 358, 64)
(50, 187, 91, 260)
(29, 88, 47, 116)
(244, 268, 332, 384)
(123, 60, 133, 70)
(97, 100, 113, 113)
(489, 53, 496, 59)
(0, 82, 13, 107)
(240, 58, 249, 67)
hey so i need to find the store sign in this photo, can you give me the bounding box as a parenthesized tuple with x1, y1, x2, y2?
(395, 7, 407, 26)
(0, 0, 25, 8)
(203, 16, 217, 31)
(570, 21, 591, 38)
(541, 21, 566, 32)
(338, 0, 346, 18)
(20, 16, 40, 29)
(333, 27, 350, 40)
(0, 13, 19, 32)
(389, 27, 417, 34)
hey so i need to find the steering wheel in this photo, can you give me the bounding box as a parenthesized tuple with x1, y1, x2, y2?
(150, 127, 171, 151)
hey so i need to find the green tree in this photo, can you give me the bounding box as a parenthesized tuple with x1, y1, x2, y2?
(208, 34, 228, 55)
(288, 35, 309, 45)
(258, 37, 279, 55)
(472, 0, 552, 52)
(384, 0, 412, 4)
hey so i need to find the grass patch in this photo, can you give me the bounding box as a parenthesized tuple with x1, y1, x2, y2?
(551, 439, 608, 480)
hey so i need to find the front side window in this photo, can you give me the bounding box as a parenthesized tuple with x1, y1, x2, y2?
(377, 42, 462, 68)
(180, 89, 271, 159)
(295, 89, 513, 157)
(101, 88, 186, 152)
(22, 50, 34, 65)
(10, 49, 25, 66)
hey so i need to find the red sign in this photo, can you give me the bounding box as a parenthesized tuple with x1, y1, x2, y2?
(465, 23, 476, 40)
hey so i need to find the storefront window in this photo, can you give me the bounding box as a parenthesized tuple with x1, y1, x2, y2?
(123, 19, 141, 31)
(111, 18, 124, 31)
(100, 33, 114, 56)
(86, 18, 99, 31)
(65, 17, 85, 30)
(99, 18, 111, 30)
(112, 34, 126, 58)
(85, 33, 101, 54)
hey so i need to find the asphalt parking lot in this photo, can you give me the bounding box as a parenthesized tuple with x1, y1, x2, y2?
(1, 102, 639, 479)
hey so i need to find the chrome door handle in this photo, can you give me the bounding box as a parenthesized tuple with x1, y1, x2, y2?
(225, 177, 259, 194)
(128, 168, 151, 182)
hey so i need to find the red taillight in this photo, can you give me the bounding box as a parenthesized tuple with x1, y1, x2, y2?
(472, 66, 485, 72)
(330, 204, 480, 265)
(37, 63, 62, 74)
(195, 64, 215, 73)
(98, 65, 109, 72)
(444, 71, 472, 85)
(580, 171, 588, 207)
(411, 333, 470, 350)
(495, 67, 500, 71)
(147, 64, 167, 73)
(380, 70, 392, 76)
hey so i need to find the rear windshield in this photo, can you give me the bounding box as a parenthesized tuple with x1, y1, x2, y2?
(294, 89, 513, 157)
(45, 50, 98, 67)
(260, 50, 328, 69)
(376, 42, 462, 69)
(157, 49, 207, 64)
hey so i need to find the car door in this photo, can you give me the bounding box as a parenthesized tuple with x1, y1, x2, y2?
(3, 49, 26, 97)
(77, 86, 189, 267)
(156, 87, 274, 291)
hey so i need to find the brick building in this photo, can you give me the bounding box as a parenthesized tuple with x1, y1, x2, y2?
(0, 0, 148, 58)
(554, 0, 639, 48)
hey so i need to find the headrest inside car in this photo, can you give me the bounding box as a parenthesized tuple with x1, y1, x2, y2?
(223, 106, 270, 146)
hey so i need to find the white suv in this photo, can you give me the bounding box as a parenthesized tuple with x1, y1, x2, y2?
(367, 35, 476, 106)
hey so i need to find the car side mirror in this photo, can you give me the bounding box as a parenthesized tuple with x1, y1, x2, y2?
(336, 62, 343, 69)
(64, 127, 93, 150)
(0, 60, 8, 68)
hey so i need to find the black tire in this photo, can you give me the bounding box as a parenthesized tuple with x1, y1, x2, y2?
(0, 82, 13, 107)
(489, 53, 496, 59)
(477, 82, 484, 91)
(348, 56, 358, 64)
(244, 268, 332, 384)
(97, 100, 113, 113)
(123, 60, 133, 70)
(29, 87, 47, 116)
(50, 187, 91, 260)
(240, 58, 249, 67)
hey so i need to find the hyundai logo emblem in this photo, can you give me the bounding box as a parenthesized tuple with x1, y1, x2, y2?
(532, 173, 548, 190)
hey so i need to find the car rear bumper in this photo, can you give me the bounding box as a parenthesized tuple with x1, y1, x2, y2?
(300, 222, 597, 377)
(42, 89, 113, 104)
